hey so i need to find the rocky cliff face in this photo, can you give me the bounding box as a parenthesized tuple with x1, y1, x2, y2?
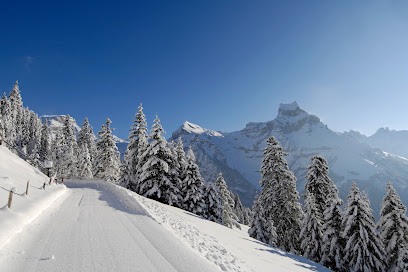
(171, 102, 408, 215)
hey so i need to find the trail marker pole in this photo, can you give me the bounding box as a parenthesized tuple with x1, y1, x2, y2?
(8, 188, 15, 209)
(26, 181, 30, 195)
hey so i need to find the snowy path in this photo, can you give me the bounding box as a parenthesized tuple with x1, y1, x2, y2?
(0, 181, 217, 272)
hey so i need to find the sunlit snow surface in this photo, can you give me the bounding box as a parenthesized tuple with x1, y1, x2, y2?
(0, 177, 331, 271)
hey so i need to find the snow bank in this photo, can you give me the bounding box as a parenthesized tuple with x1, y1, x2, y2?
(68, 179, 331, 272)
(0, 145, 67, 248)
(132, 193, 332, 272)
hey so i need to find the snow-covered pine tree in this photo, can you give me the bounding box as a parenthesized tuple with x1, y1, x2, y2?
(27, 111, 41, 159)
(320, 179, 344, 271)
(1, 93, 13, 142)
(234, 193, 245, 224)
(167, 140, 182, 207)
(182, 146, 205, 215)
(305, 155, 337, 218)
(305, 155, 345, 269)
(124, 103, 148, 192)
(342, 182, 385, 272)
(203, 182, 223, 223)
(248, 195, 277, 246)
(300, 191, 324, 262)
(94, 118, 121, 182)
(39, 121, 51, 163)
(258, 136, 303, 253)
(176, 137, 187, 181)
(215, 173, 241, 229)
(243, 207, 253, 226)
(77, 117, 96, 159)
(17, 107, 29, 154)
(60, 114, 78, 178)
(138, 115, 180, 205)
(78, 144, 93, 179)
(377, 182, 408, 272)
(51, 129, 64, 176)
(8, 81, 23, 146)
(119, 155, 132, 189)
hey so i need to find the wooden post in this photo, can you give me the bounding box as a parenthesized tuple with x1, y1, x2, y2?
(8, 188, 15, 209)
(26, 181, 29, 195)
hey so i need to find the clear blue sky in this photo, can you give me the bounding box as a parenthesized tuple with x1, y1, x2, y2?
(1, 0, 407, 139)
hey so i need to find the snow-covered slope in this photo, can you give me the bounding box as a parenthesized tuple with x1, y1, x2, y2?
(346, 127, 408, 160)
(170, 122, 257, 207)
(127, 185, 332, 272)
(171, 102, 408, 216)
(0, 145, 67, 248)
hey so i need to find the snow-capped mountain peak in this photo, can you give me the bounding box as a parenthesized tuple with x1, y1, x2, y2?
(274, 102, 321, 132)
(178, 121, 223, 137)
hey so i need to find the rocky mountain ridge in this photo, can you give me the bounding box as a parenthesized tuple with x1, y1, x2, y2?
(170, 102, 408, 215)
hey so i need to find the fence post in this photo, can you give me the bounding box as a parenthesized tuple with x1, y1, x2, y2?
(8, 187, 15, 209)
(26, 181, 30, 195)
(43, 183, 46, 190)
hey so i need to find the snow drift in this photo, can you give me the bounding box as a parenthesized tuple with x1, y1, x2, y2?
(0, 145, 67, 248)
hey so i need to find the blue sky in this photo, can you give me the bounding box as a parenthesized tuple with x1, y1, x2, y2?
(0, 0, 407, 139)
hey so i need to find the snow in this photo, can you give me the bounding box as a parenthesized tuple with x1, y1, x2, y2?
(40, 114, 128, 144)
(133, 189, 332, 272)
(181, 121, 223, 137)
(0, 145, 67, 248)
(170, 102, 408, 216)
(278, 101, 300, 112)
(0, 171, 331, 271)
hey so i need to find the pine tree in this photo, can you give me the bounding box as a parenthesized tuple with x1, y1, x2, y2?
(182, 147, 205, 215)
(305, 155, 345, 269)
(1, 93, 13, 142)
(342, 182, 385, 272)
(377, 182, 408, 272)
(78, 144, 93, 179)
(94, 118, 121, 182)
(138, 115, 180, 205)
(258, 136, 303, 253)
(8, 81, 23, 145)
(248, 195, 276, 245)
(17, 107, 28, 153)
(51, 129, 64, 176)
(167, 140, 182, 207)
(215, 173, 241, 229)
(242, 207, 252, 226)
(39, 121, 51, 163)
(234, 193, 245, 224)
(203, 182, 223, 223)
(77, 117, 96, 159)
(300, 191, 324, 262)
(176, 137, 187, 180)
(305, 155, 337, 218)
(124, 103, 148, 192)
(27, 111, 41, 158)
(60, 115, 78, 178)
(321, 181, 344, 271)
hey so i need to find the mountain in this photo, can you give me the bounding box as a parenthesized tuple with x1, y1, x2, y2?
(345, 127, 408, 160)
(170, 102, 408, 216)
(41, 115, 128, 160)
(41, 115, 81, 139)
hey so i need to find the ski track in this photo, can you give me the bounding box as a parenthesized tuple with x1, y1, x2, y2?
(0, 181, 217, 272)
